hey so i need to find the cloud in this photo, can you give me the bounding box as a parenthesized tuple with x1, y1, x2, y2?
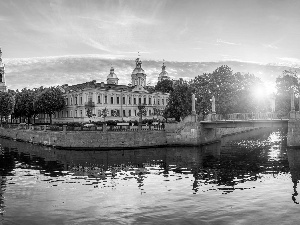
(4, 55, 300, 91)
(278, 57, 300, 64)
(217, 39, 241, 46)
(263, 44, 278, 49)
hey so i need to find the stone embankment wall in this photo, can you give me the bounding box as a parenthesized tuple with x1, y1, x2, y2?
(288, 120, 300, 147)
(0, 128, 167, 149)
(0, 115, 261, 149)
(164, 115, 257, 146)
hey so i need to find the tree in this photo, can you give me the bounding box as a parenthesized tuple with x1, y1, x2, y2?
(0, 91, 14, 123)
(275, 69, 299, 116)
(34, 87, 65, 124)
(165, 81, 193, 121)
(14, 88, 36, 123)
(137, 104, 147, 123)
(192, 65, 269, 116)
(99, 107, 109, 122)
(155, 79, 174, 93)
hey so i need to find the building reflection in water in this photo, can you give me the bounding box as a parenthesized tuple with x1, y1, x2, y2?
(0, 127, 292, 197)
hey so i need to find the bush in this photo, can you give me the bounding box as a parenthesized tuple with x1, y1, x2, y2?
(67, 122, 82, 127)
(106, 120, 117, 126)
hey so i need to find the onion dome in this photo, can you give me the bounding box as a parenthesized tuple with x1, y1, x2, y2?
(131, 58, 147, 87)
(107, 67, 119, 85)
(158, 62, 170, 82)
(132, 58, 145, 75)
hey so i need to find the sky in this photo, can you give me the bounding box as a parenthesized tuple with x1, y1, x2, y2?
(1, 0, 300, 64)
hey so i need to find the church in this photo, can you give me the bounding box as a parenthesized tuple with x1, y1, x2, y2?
(0, 48, 7, 92)
(50, 57, 171, 123)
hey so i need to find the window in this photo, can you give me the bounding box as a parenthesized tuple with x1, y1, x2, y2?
(75, 110, 78, 117)
(154, 99, 156, 105)
(149, 98, 151, 105)
(70, 98, 73, 105)
(98, 95, 101, 104)
(70, 110, 73, 117)
(111, 96, 114, 104)
(129, 97, 131, 104)
(158, 99, 160, 105)
(104, 95, 107, 104)
(129, 110, 131, 116)
(123, 110, 126, 117)
(88, 93, 92, 102)
(80, 96, 83, 105)
(144, 97, 146, 104)
(134, 110, 137, 116)
(134, 98, 136, 105)
(98, 110, 101, 117)
(139, 98, 141, 104)
(123, 96, 126, 104)
(75, 97, 78, 105)
(149, 110, 152, 115)
(66, 111, 69, 117)
(80, 110, 83, 117)
(117, 96, 120, 104)
(162, 99, 164, 105)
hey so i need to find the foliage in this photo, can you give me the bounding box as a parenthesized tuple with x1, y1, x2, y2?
(34, 87, 65, 124)
(275, 69, 299, 115)
(14, 88, 36, 123)
(155, 79, 174, 93)
(86, 108, 96, 118)
(165, 81, 193, 121)
(0, 91, 14, 120)
(137, 104, 147, 122)
(192, 65, 269, 116)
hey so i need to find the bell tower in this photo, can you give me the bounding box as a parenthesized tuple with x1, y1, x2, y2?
(131, 58, 147, 87)
(0, 48, 7, 92)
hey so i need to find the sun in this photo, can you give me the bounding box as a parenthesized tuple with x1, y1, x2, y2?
(252, 82, 276, 99)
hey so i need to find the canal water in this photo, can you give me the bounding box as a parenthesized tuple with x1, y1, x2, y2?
(0, 128, 299, 224)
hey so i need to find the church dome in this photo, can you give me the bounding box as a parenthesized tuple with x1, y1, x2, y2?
(131, 58, 146, 75)
(107, 67, 118, 79)
(132, 67, 145, 75)
(159, 70, 168, 77)
(158, 62, 170, 82)
(107, 67, 119, 85)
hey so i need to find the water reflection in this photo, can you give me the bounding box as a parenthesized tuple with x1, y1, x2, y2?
(0, 128, 289, 193)
(0, 127, 298, 224)
(287, 148, 300, 204)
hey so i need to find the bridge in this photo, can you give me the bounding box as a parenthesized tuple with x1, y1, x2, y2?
(200, 113, 288, 129)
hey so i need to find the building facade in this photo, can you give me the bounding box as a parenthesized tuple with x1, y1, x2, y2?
(0, 48, 7, 92)
(51, 58, 170, 123)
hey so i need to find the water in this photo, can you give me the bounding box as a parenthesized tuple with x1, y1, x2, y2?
(0, 128, 299, 224)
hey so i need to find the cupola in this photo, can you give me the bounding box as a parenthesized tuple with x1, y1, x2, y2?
(158, 61, 170, 82)
(131, 58, 147, 87)
(107, 67, 119, 85)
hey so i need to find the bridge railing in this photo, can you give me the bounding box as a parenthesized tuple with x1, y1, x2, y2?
(204, 112, 280, 121)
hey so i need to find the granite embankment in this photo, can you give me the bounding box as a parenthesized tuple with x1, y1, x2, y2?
(0, 120, 259, 150)
(0, 127, 167, 149)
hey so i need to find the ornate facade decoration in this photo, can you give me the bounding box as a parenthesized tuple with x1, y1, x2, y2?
(52, 58, 169, 123)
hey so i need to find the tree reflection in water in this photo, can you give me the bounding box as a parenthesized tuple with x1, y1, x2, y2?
(287, 148, 300, 204)
(0, 128, 295, 199)
(192, 129, 289, 194)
